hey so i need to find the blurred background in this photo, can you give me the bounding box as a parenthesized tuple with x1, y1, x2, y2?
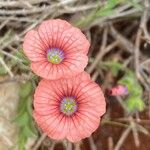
(0, 0, 150, 150)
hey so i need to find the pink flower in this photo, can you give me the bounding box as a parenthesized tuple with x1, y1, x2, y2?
(108, 85, 128, 96)
(23, 19, 90, 80)
(33, 72, 106, 142)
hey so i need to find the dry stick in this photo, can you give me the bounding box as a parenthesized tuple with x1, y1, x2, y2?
(116, 96, 140, 147)
(102, 119, 128, 128)
(0, 74, 32, 84)
(117, 96, 140, 147)
(148, 93, 150, 118)
(0, 11, 47, 53)
(87, 27, 108, 74)
(110, 8, 141, 19)
(0, 3, 62, 83)
(140, 69, 150, 87)
(109, 25, 134, 53)
(87, 41, 118, 73)
(117, 118, 150, 138)
(1, 0, 78, 41)
(88, 29, 99, 58)
(129, 117, 140, 147)
(88, 136, 97, 150)
(0, 1, 62, 64)
(32, 133, 47, 150)
(62, 140, 72, 150)
(0, 16, 36, 23)
(137, 124, 150, 136)
(116, 118, 150, 135)
(92, 71, 99, 81)
(0, 0, 49, 8)
(21, 0, 78, 36)
(27, 0, 50, 5)
(0, 34, 20, 50)
(136, 0, 150, 90)
(87, 41, 118, 74)
(74, 141, 82, 150)
(108, 137, 114, 150)
(134, 26, 142, 79)
(114, 126, 132, 150)
(115, 96, 140, 147)
(49, 141, 56, 150)
(136, 111, 141, 123)
(61, 3, 98, 13)
(0, 50, 23, 62)
(0, 0, 78, 15)
(141, 59, 150, 66)
(110, 25, 149, 87)
(134, 0, 150, 123)
(117, 118, 150, 124)
(66, 141, 72, 150)
(0, 17, 11, 30)
(116, 96, 127, 111)
(0, 56, 13, 78)
(90, 7, 142, 29)
(141, 0, 150, 42)
(135, 0, 150, 79)
(0, 3, 98, 23)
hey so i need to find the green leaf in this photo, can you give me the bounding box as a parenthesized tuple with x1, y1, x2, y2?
(23, 125, 35, 137)
(18, 133, 27, 150)
(14, 112, 29, 126)
(0, 65, 7, 75)
(76, 0, 143, 29)
(14, 81, 37, 149)
(102, 61, 123, 76)
(129, 0, 143, 10)
(0, 54, 8, 76)
(119, 71, 142, 96)
(125, 97, 145, 112)
(15, 50, 30, 66)
(96, 0, 122, 17)
(19, 82, 33, 98)
(26, 96, 33, 116)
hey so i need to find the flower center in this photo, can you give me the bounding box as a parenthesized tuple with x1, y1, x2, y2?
(47, 48, 64, 64)
(60, 97, 78, 116)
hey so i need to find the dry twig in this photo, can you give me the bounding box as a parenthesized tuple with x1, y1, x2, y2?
(32, 133, 47, 150)
(114, 126, 132, 150)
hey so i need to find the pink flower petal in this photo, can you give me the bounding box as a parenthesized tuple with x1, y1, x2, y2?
(31, 54, 88, 80)
(34, 112, 68, 140)
(33, 72, 106, 142)
(23, 30, 47, 61)
(23, 19, 90, 80)
(58, 27, 90, 55)
(38, 19, 72, 48)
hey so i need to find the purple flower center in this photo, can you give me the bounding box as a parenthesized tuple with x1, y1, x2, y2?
(47, 48, 64, 64)
(60, 97, 78, 116)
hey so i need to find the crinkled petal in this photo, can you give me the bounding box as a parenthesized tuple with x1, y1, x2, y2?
(66, 113, 100, 142)
(33, 112, 68, 140)
(31, 54, 88, 80)
(38, 19, 72, 48)
(76, 81, 106, 116)
(23, 19, 90, 79)
(23, 30, 47, 61)
(37, 19, 90, 54)
(33, 72, 106, 142)
(59, 27, 90, 55)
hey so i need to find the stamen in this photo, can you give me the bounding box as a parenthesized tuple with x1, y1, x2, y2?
(47, 48, 64, 64)
(60, 97, 77, 116)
